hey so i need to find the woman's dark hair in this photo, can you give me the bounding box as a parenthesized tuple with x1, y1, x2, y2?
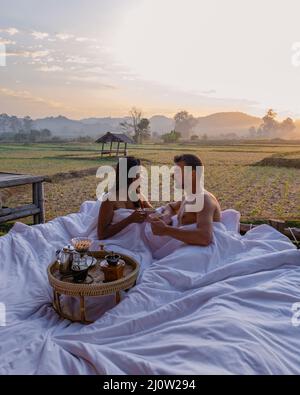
(174, 154, 203, 169)
(115, 156, 141, 208)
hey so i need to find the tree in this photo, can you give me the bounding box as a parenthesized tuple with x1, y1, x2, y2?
(259, 109, 279, 137)
(120, 107, 141, 137)
(161, 130, 181, 143)
(51, 136, 62, 142)
(174, 111, 189, 123)
(256, 109, 280, 138)
(23, 116, 33, 133)
(202, 133, 208, 141)
(40, 129, 52, 140)
(255, 109, 296, 138)
(174, 111, 196, 139)
(10, 116, 21, 134)
(120, 108, 150, 143)
(191, 134, 199, 141)
(14, 131, 28, 142)
(76, 135, 93, 143)
(136, 118, 151, 143)
(29, 129, 41, 142)
(248, 126, 257, 138)
(280, 117, 295, 136)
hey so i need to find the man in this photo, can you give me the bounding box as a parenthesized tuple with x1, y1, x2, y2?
(150, 154, 221, 246)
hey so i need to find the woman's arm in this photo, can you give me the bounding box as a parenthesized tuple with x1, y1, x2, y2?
(97, 201, 146, 240)
(139, 192, 153, 209)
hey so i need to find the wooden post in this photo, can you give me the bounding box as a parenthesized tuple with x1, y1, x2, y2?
(268, 219, 285, 234)
(37, 182, 45, 224)
(32, 182, 45, 224)
(109, 140, 113, 157)
(101, 142, 104, 157)
(116, 141, 120, 157)
(32, 182, 39, 224)
(124, 143, 127, 156)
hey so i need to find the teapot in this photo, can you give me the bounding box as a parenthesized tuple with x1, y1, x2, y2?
(56, 245, 79, 274)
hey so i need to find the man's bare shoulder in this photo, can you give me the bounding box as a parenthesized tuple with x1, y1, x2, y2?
(202, 191, 221, 219)
(204, 191, 220, 205)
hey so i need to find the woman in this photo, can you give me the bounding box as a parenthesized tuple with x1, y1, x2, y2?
(97, 157, 153, 240)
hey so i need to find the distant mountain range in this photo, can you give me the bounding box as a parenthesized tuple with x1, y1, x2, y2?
(32, 115, 126, 137)
(193, 112, 262, 137)
(1, 112, 299, 139)
(33, 112, 262, 138)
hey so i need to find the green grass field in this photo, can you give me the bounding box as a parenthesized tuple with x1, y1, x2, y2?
(1, 142, 299, 235)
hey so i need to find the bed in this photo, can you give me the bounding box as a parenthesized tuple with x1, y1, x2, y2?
(0, 200, 299, 374)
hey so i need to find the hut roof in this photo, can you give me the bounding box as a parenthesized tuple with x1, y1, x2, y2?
(95, 132, 135, 144)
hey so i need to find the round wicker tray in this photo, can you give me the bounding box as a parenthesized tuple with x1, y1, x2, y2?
(47, 250, 139, 324)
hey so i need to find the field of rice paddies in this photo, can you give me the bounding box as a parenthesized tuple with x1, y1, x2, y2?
(0, 141, 299, 235)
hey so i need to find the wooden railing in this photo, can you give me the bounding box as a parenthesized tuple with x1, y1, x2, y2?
(0, 172, 45, 225)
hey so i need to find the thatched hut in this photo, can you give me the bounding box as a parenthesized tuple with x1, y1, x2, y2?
(95, 132, 135, 157)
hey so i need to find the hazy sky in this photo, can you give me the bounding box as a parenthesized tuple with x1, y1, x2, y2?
(1, 0, 300, 119)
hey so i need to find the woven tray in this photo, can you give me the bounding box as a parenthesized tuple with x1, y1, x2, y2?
(48, 251, 139, 297)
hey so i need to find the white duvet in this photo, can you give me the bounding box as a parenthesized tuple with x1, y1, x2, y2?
(0, 200, 299, 375)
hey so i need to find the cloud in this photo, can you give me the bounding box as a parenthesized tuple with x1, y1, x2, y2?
(201, 89, 217, 95)
(56, 33, 74, 41)
(0, 38, 16, 45)
(68, 75, 116, 89)
(53, 33, 97, 43)
(0, 28, 19, 35)
(0, 86, 74, 110)
(76, 36, 97, 43)
(88, 44, 103, 50)
(84, 66, 106, 74)
(122, 75, 137, 81)
(7, 49, 50, 59)
(37, 65, 63, 72)
(75, 37, 90, 43)
(65, 55, 90, 64)
(31, 31, 49, 40)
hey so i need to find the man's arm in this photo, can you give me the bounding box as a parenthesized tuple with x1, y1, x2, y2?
(150, 196, 215, 246)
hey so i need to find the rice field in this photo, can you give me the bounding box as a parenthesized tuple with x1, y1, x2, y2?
(0, 142, 299, 234)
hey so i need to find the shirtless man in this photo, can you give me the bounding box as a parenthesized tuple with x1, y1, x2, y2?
(150, 154, 221, 246)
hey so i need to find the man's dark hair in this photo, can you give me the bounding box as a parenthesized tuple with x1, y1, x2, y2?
(174, 154, 203, 170)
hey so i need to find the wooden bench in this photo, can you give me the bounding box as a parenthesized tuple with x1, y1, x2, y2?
(0, 172, 45, 225)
